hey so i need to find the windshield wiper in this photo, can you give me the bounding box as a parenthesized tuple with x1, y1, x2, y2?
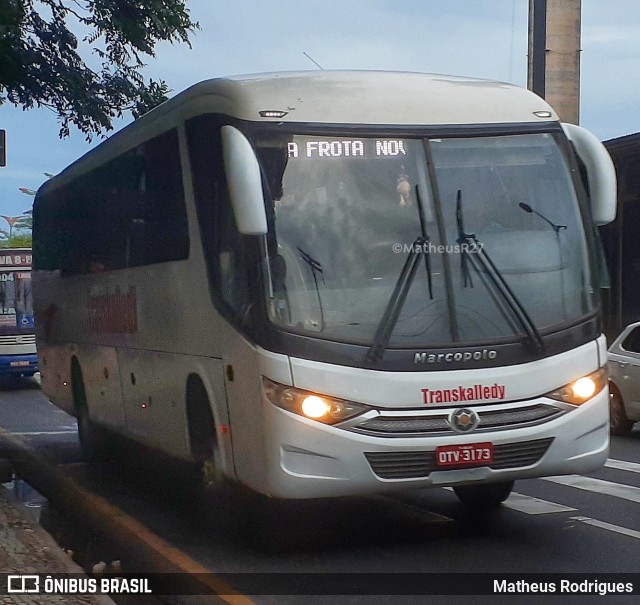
(298, 247, 325, 331)
(366, 236, 431, 362)
(366, 186, 434, 363)
(456, 190, 544, 352)
(518, 201, 568, 319)
(518, 202, 566, 233)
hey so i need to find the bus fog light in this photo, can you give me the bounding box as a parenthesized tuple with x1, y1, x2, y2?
(262, 378, 369, 425)
(545, 368, 607, 406)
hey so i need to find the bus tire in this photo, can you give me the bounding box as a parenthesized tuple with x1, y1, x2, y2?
(186, 375, 223, 487)
(609, 384, 633, 436)
(71, 360, 110, 463)
(453, 480, 514, 508)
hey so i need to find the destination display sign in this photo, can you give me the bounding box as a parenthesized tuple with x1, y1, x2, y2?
(287, 139, 408, 159)
(0, 253, 32, 267)
(0, 272, 30, 282)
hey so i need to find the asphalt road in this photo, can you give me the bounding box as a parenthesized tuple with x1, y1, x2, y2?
(2, 380, 640, 604)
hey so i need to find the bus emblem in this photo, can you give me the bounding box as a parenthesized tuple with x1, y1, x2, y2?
(414, 349, 498, 364)
(449, 408, 480, 433)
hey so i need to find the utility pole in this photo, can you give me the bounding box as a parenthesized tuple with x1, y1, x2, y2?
(0, 130, 6, 167)
(528, 0, 582, 124)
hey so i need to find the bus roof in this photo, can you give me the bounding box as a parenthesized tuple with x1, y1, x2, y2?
(188, 70, 558, 125)
(39, 70, 559, 194)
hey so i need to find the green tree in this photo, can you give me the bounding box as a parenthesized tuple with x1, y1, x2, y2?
(15, 209, 32, 230)
(0, 232, 32, 248)
(0, 0, 198, 139)
(0, 211, 32, 247)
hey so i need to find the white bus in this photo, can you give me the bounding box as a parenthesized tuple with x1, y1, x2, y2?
(33, 71, 616, 506)
(0, 248, 38, 379)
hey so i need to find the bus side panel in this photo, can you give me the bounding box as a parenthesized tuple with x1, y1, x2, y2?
(75, 344, 126, 429)
(38, 342, 126, 429)
(117, 349, 234, 476)
(38, 343, 75, 416)
(224, 341, 267, 494)
(224, 340, 292, 495)
(118, 348, 189, 456)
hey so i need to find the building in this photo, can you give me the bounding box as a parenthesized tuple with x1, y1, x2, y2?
(601, 133, 640, 337)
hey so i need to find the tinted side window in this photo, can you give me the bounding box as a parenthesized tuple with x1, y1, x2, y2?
(142, 130, 189, 265)
(34, 129, 188, 274)
(185, 115, 250, 319)
(622, 327, 640, 353)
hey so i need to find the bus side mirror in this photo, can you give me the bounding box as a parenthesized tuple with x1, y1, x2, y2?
(562, 123, 617, 226)
(221, 125, 268, 235)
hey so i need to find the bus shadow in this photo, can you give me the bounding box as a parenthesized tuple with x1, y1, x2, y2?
(0, 374, 41, 391)
(190, 483, 511, 555)
(68, 440, 519, 557)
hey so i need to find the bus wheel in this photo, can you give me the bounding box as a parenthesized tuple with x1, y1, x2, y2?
(609, 385, 633, 436)
(71, 361, 110, 462)
(453, 480, 514, 508)
(186, 376, 223, 487)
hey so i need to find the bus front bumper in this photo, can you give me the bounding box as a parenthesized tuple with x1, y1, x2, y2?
(0, 354, 39, 376)
(260, 388, 609, 499)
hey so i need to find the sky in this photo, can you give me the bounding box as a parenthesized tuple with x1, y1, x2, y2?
(1, 0, 639, 220)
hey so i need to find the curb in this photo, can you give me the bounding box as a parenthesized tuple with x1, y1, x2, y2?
(0, 428, 256, 605)
(1, 480, 116, 605)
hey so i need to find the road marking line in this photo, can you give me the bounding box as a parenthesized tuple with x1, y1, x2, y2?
(10, 430, 77, 436)
(571, 516, 640, 541)
(543, 475, 640, 504)
(605, 458, 640, 474)
(502, 492, 576, 515)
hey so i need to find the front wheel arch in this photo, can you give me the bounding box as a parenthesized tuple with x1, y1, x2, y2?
(71, 358, 110, 461)
(608, 381, 634, 436)
(185, 374, 228, 487)
(185, 374, 217, 463)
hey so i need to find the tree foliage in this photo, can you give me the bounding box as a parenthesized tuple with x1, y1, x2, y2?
(0, 0, 198, 139)
(0, 210, 32, 247)
(15, 209, 33, 230)
(0, 233, 32, 248)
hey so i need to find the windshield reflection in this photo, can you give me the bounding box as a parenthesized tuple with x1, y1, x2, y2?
(254, 132, 595, 347)
(0, 272, 34, 332)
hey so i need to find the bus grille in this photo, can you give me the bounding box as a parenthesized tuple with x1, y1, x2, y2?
(351, 405, 564, 437)
(364, 437, 554, 479)
(0, 334, 36, 346)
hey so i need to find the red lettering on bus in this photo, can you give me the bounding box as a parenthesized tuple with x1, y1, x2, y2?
(86, 286, 138, 334)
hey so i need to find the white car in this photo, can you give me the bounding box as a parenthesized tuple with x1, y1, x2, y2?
(608, 322, 640, 435)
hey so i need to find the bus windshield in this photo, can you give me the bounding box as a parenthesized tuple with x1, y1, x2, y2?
(0, 270, 34, 332)
(255, 131, 595, 347)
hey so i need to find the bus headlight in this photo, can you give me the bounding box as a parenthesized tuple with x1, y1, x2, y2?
(544, 368, 608, 405)
(262, 378, 369, 424)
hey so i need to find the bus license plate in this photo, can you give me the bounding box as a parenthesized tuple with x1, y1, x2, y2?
(435, 442, 493, 468)
(10, 360, 30, 367)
